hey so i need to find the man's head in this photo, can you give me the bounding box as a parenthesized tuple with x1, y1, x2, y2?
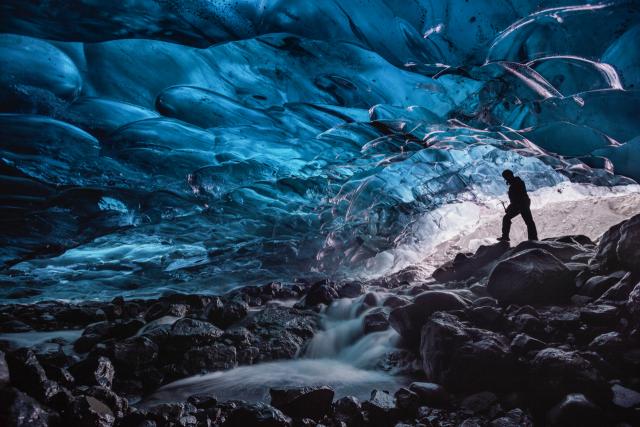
(502, 169, 515, 184)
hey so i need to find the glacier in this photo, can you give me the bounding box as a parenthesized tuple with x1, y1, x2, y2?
(1, 0, 640, 302)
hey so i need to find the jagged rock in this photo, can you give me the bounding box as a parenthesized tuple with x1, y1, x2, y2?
(578, 271, 626, 298)
(111, 336, 159, 371)
(5, 348, 61, 402)
(70, 356, 114, 389)
(510, 333, 546, 354)
(408, 382, 449, 408)
(611, 384, 640, 409)
(627, 282, 640, 326)
(146, 402, 197, 427)
(205, 298, 248, 328)
(82, 386, 129, 419)
(362, 390, 397, 426)
(598, 272, 638, 301)
(389, 290, 469, 345)
(473, 297, 499, 307)
(304, 281, 339, 306)
(579, 304, 618, 326)
(420, 312, 514, 392)
(179, 343, 237, 376)
(432, 242, 510, 283)
(0, 350, 9, 387)
(529, 348, 611, 406)
(591, 214, 640, 273)
(487, 249, 574, 306)
(270, 386, 334, 420)
(588, 332, 626, 356)
(69, 395, 116, 427)
(168, 318, 223, 348)
(187, 393, 218, 409)
(509, 239, 591, 263)
(467, 306, 503, 330)
(332, 396, 363, 425)
(0, 387, 54, 427)
(547, 394, 603, 427)
(394, 387, 420, 417)
(337, 281, 364, 298)
(460, 391, 498, 415)
(225, 402, 291, 427)
(363, 310, 389, 334)
(144, 302, 187, 322)
(489, 408, 533, 427)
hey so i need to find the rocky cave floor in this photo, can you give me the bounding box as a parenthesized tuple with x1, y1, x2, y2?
(1, 214, 640, 427)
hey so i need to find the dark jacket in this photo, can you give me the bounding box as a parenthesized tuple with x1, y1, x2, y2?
(507, 177, 530, 206)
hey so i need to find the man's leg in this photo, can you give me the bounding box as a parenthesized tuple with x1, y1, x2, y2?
(521, 204, 538, 240)
(501, 205, 520, 240)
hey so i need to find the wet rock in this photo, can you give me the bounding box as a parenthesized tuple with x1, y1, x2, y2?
(362, 390, 397, 426)
(70, 356, 114, 389)
(0, 387, 54, 427)
(394, 387, 420, 416)
(82, 386, 129, 419)
(473, 297, 499, 307)
(591, 214, 640, 273)
(383, 295, 409, 309)
(420, 312, 514, 392)
(579, 304, 618, 326)
(187, 393, 218, 409)
(270, 386, 334, 420)
(487, 249, 574, 306)
(579, 272, 626, 298)
(510, 333, 546, 354)
(304, 281, 339, 306)
(460, 391, 498, 415)
(225, 402, 291, 427)
(0, 350, 9, 387)
(510, 239, 591, 263)
(611, 384, 640, 409)
(627, 281, 640, 326)
(588, 331, 626, 356)
(332, 396, 363, 425)
(169, 318, 223, 348)
(205, 298, 248, 328)
(547, 393, 603, 427)
(144, 302, 187, 322)
(363, 311, 389, 334)
(598, 272, 638, 302)
(432, 242, 510, 283)
(529, 348, 611, 406)
(389, 290, 469, 345)
(111, 336, 159, 371)
(337, 281, 364, 298)
(467, 306, 503, 330)
(489, 408, 533, 427)
(179, 343, 237, 376)
(146, 402, 197, 427)
(5, 348, 60, 402)
(408, 382, 449, 408)
(69, 395, 116, 427)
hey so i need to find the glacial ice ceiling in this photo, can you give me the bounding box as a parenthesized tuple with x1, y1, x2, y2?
(1, 0, 639, 300)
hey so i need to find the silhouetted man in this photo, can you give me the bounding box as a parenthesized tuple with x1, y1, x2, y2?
(497, 169, 538, 242)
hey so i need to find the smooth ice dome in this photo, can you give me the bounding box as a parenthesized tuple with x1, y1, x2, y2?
(1, 0, 640, 301)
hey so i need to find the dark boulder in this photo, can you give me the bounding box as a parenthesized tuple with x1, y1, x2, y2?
(70, 356, 114, 389)
(362, 390, 397, 426)
(68, 395, 116, 427)
(225, 402, 291, 427)
(111, 336, 159, 371)
(591, 214, 640, 273)
(269, 386, 334, 420)
(179, 343, 237, 376)
(627, 281, 640, 326)
(408, 382, 450, 408)
(363, 311, 389, 334)
(432, 242, 510, 283)
(0, 387, 54, 427)
(0, 350, 9, 387)
(546, 393, 604, 427)
(487, 249, 574, 306)
(332, 395, 363, 425)
(146, 402, 197, 427)
(611, 384, 640, 410)
(168, 318, 223, 348)
(510, 333, 546, 355)
(5, 348, 61, 402)
(337, 281, 365, 298)
(420, 312, 514, 392)
(459, 391, 498, 416)
(579, 304, 618, 327)
(82, 386, 129, 419)
(578, 271, 626, 299)
(389, 291, 468, 345)
(304, 281, 339, 306)
(529, 348, 611, 406)
(205, 298, 248, 328)
(598, 272, 638, 302)
(508, 239, 591, 263)
(144, 302, 187, 322)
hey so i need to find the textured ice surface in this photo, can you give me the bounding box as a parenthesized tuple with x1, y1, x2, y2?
(1, 1, 639, 301)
